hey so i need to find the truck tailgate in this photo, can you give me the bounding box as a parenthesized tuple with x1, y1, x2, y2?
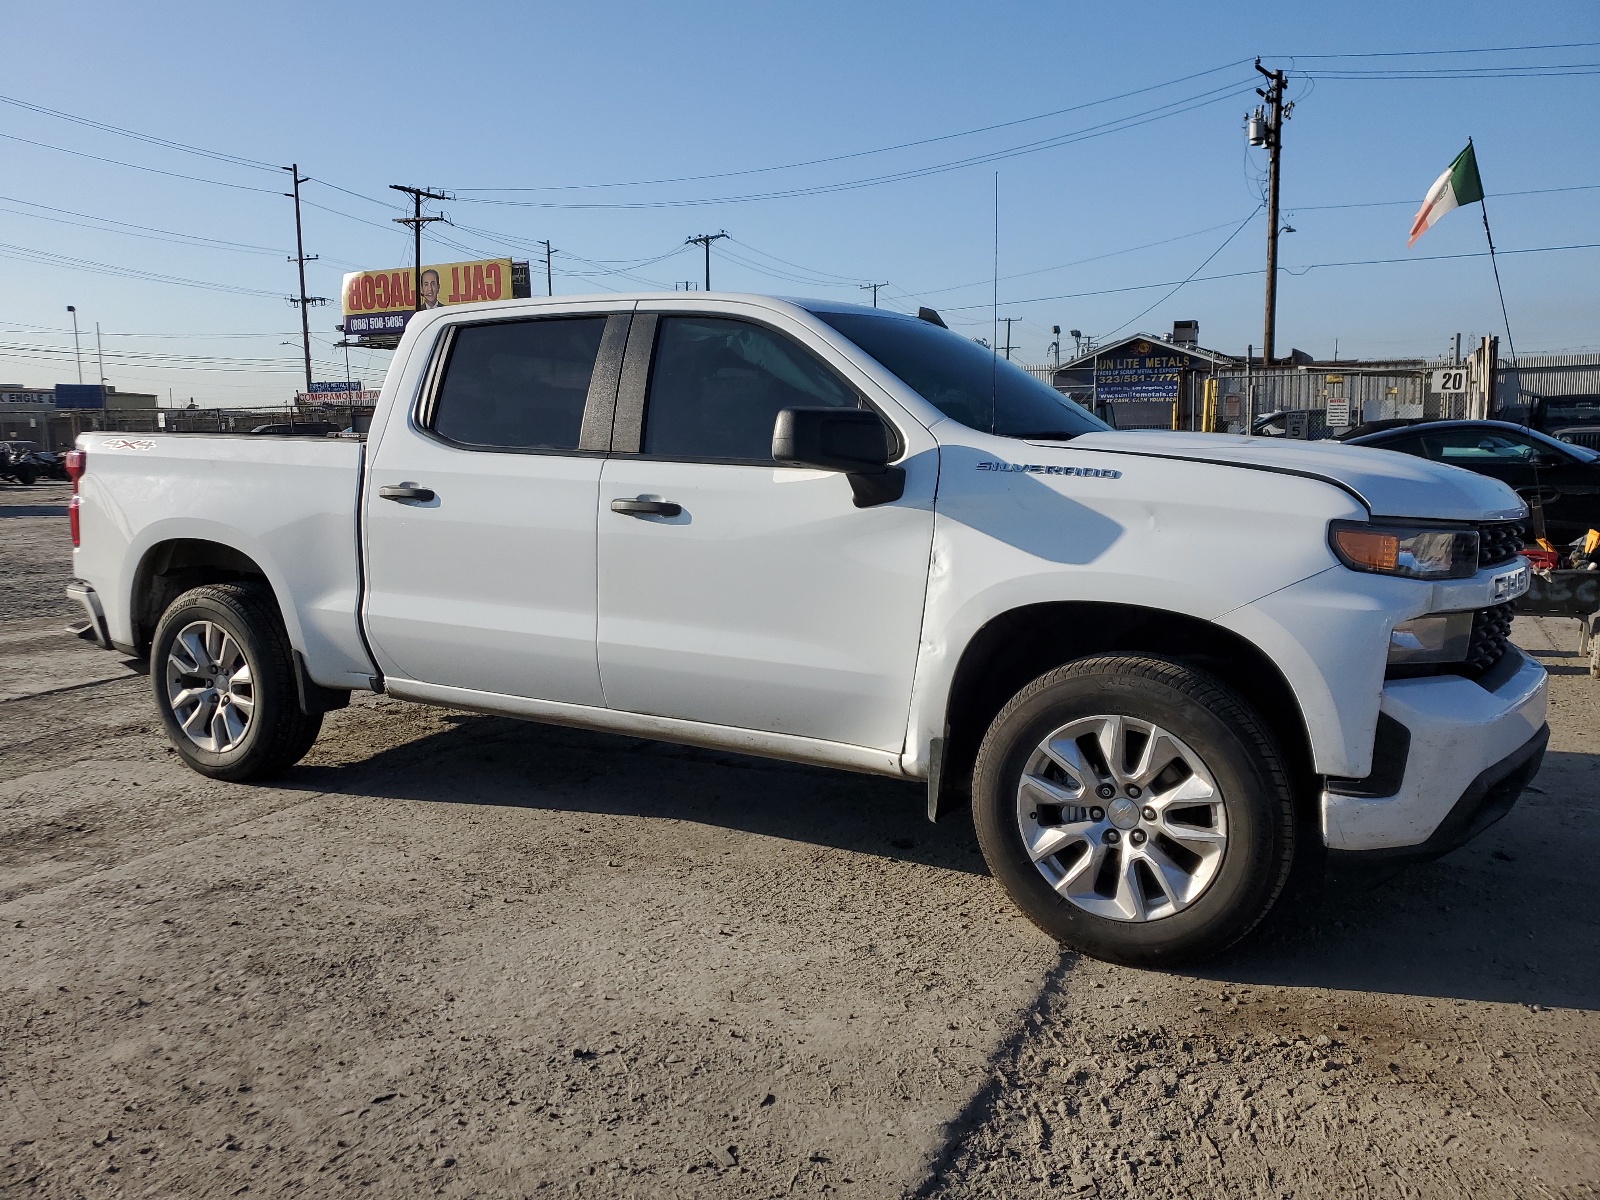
(73, 433, 375, 688)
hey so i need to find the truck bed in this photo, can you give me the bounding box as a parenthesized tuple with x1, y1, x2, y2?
(72, 432, 376, 688)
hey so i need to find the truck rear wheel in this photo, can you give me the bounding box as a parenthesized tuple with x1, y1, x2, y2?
(972, 655, 1295, 967)
(151, 582, 322, 781)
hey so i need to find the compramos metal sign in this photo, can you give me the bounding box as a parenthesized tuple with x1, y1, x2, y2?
(341, 258, 518, 335)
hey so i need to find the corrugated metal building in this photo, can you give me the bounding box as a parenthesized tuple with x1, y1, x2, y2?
(1498, 353, 1600, 404)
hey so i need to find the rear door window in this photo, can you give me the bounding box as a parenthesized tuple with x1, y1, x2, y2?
(641, 317, 860, 461)
(432, 317, 608, 451)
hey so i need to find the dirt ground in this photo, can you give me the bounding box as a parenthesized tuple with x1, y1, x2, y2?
(2, 479, 1596, 1199)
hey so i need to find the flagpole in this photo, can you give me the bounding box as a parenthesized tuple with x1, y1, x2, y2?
(1470, 140, 1518, 366)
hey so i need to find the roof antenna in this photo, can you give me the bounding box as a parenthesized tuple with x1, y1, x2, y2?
(991, 171, 999, 435)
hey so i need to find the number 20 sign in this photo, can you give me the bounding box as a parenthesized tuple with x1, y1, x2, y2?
(1432, 368, 1468, 395)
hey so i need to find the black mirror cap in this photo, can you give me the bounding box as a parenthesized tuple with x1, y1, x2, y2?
(772, 407, 891, 474)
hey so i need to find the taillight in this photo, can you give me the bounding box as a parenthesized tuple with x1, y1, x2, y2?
(65, 449, 86, 547)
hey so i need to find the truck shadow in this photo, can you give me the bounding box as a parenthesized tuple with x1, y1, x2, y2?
(287, 710, 989, 877)
(288, 709, 1597, 1009)
(1195, 747, 1600, 1011)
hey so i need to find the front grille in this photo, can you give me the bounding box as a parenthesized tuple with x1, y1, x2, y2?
(1463, 601, 1515, 676)
(1477, 521, 1524, 569)
(1560, 429, 1600, 451)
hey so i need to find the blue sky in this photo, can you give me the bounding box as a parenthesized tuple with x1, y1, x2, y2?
(3, 0, 1598, 406)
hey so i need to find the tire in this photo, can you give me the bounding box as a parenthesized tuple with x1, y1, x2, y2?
(972, 655, 1296, 967)
(150, 582, 323, 781)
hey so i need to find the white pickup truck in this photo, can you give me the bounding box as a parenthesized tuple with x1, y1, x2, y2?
(64, 294, 1547, 964)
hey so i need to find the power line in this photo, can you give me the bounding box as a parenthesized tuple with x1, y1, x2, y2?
(1098, 206, 1263, 340)
(0, 193, 286, 255)
(0, 129, 281, 194)
(939, 238, 1600, 313)
(1282, 39, 1600, 58)
(0, 240, 284, 296)
(1304, 63, 1600, 80)
(453, 59, 1255, 194)
(1292, 182, 1600, 211)
(454, 80, 1256, 210)
(909, 217, 1257, 299)
(0, 92, 279, 171)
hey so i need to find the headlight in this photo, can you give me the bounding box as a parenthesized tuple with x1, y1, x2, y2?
(1328, 521, 1479, 580)
(1388, 611, 1474, 664)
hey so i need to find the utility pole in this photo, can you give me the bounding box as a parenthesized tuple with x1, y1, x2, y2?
(390, 184, 451, 315)
(859, 282, 888, 307)
(1249, 60, 1291, 364)
(685, 231, 729, 291)
(538, 239, 557, 296)
(282, 165, 331, 396)
(66, 306, 82, 384)
(95, 322, 107, 386)
(1000, 317, 1021, 361)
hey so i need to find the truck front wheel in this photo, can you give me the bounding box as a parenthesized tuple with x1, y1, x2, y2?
(972, 655, 1296, 966)
(151, 582, 322, 781)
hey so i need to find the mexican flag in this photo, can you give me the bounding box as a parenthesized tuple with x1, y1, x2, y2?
(1408, 141, 1485, 246)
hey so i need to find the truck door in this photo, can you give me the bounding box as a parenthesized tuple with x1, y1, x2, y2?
(363, 309, 630, 705)
(594, 312, 935, 752)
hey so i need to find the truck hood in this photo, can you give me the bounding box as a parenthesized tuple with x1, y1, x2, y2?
(1058, 430, 1527, 522)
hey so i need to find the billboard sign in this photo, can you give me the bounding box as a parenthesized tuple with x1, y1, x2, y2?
(341, 258, 516, 336)
(1093, 341, 1193, 401)
(308, 381, 363, 393)
(298, 391, 381, 406)
(54, 384, 107, 410)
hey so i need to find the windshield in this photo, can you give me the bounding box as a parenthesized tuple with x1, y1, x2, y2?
(814, 310, 1109, 439)
(1543, 396, 1600, 429)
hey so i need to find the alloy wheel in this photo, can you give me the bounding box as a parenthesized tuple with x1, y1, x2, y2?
(1014, 715, 1228, 921)
(164, 620, 256, 753)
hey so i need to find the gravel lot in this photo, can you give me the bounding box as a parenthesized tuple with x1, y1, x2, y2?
(2, 479, 1597, 1198)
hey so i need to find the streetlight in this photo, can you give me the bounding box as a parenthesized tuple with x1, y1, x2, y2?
(66, 306, 83, 384)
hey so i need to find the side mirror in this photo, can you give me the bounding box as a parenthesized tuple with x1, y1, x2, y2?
(771, 407, 905, 508)
(772, 407, 891, 474)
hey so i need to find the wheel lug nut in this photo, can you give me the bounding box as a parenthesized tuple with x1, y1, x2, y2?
(1096, 784, 1116, 800)
(1125, 785, 1142, 799)
(1090, 806, 1105, 822)
(1130, 829, 1147, 846)
(1103, 829, 1120, 845)
(1142, 805, 1157, 821)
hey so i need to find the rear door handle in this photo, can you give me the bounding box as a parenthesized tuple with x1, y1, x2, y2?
(610, 497, 681, 517)
(378, 484, 435, 502)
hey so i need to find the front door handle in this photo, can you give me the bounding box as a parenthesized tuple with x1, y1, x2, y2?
(611, 497, 682, 517)
(378, 484, 435, 502)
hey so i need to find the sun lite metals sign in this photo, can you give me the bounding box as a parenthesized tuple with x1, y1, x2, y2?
(341, 258, 516, 336)
(1093, 341, 1192, 401)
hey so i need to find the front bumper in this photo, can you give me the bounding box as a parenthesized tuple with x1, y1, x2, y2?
(1321, 646, 1548, 856)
